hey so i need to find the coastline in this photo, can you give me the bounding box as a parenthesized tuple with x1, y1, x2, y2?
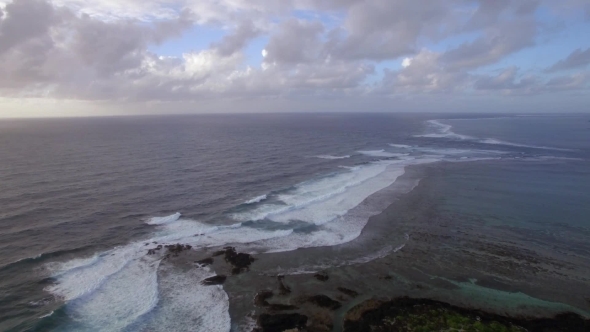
(160, 159, 590, 331)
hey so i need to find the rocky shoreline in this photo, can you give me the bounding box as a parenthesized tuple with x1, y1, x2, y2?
(244, 270, 590, 332)
(143, 161, 590, 331)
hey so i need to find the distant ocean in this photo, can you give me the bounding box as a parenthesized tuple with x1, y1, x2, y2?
(0, 113, 589, 331)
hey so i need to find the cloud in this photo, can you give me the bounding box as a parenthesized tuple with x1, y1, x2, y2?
(0, 0, 589, 114)
(211, 20, 260, 56)
(441, 19, 537, 69)
(547, 48, 590, 72)
(382, 49, 469, 93)
(263, 18, 325, 65)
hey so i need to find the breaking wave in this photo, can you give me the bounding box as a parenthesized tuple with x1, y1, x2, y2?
(43, 144, 507, 331)
(315, 155, 351, 160)
(244, 194, 268, 204)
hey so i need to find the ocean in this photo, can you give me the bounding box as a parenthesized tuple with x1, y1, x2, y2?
(0, 113, 589, 331)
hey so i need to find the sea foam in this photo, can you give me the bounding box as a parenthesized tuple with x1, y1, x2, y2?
(147, 212, 182, 225)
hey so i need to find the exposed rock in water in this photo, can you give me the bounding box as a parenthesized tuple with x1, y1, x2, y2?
(224, 247, 256, 274)
(344, 297, 590, 332)
(337, 287, 359, 298)
(306, 295, 341, 310)
(165, 243, 192, 255)
(195, 257, 214, 266)
(255, 290, 274, 307)
(255, 313, 308, 332)
(201, 275, 227, 286)
(313, 272, 329, 282)
(277, 275, 291, 295)
(267, 304, 298, 311)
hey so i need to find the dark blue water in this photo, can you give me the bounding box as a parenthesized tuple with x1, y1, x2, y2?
(0, 113, 588, 331)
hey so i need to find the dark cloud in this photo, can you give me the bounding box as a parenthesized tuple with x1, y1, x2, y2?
(0, 0, 61, 54)
(212, 20, 260, 57)
(263, 19, 325, 64)
(547, 48, 590, 72)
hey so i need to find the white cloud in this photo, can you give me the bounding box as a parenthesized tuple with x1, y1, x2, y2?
(401, 57, 412, 68)
(0, 0, 589, 116)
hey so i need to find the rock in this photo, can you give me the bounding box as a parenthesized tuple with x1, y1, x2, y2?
(147, 249, 156, 255)
(257, 313, 308, 332)
(165, 243, 192, 254)
(255, 290, 274, 307)
(337, 287, 359, 297)
(308, 311, 334, 332)
(343, 297, 590, 332)
(195, 257, 214, 266)
(344, 299, 385, 322)
(267, 304, 298, 311)
(306, 295, 341, 310)
(201, 275, 227, 286)
(224, 247, 255, 274)
(278, 276, 291, 295)
(314, 272, 329, 282)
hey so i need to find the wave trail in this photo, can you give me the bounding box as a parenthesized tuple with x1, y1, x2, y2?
(315, 155, 351, 160)
(147, 212, 181, 225)
(244, 195, 267, 204)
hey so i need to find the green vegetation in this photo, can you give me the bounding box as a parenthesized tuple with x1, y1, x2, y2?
(372, 307, 524, 332)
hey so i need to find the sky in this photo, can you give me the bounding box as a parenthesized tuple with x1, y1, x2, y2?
(0, 0, 589, 117)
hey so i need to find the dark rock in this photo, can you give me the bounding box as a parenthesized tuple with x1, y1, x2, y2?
(337, 287, 359, 297)
(195, 257, 214, 266)
(277, 275, 291, 295)
(224, 247, 255, 274)
(257, 313, 308, 332)
(314, 272, 329, 282)
(147, 249, 156, 255)
(144, 243, 149, 246)
(165, 243, 192, 254)
(344, 297, 590, 332)
(306, 295, 341, 310)
(255, 290, 274, 307)
(201, 275, 227, 286)
(309, 311, 334, 332)
(267, 304, 298, 311)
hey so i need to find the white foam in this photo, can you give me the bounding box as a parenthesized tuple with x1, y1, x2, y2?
(128, 265, 230, 332)
(315, 155, 351, 160)
(231, 159, 407, 224)
(39, 311, 54, 319)
(147, 212, 182, 225)
(479, 138, 573, 151)
(414, 147, 505, 156)
(244, 194, 267, 204)
(414, 120, 473, 140)
(60, 255, 161, 331)
(388, 143, 412, 148)
(46, 254, 100, 277)
(358, 150, 408, 158)
(46, 244, 144, 301)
